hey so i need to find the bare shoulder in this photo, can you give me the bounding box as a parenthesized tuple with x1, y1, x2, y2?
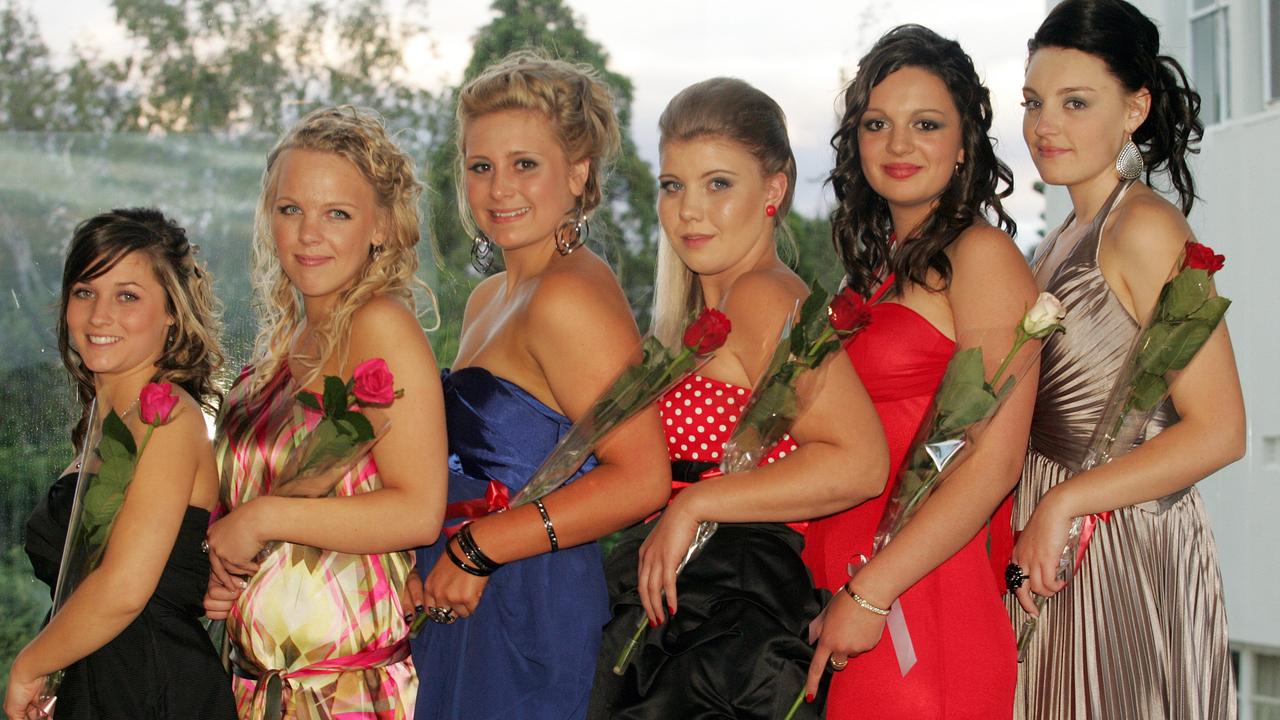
(720, 266, 807, 327)
(153, 386, 212, 443)
(948, 223, 1030, 277)
(463, 273, 506, 319)
(1106, 188, 1189, 277)
(350, 295, 428, 347)
(529, 254, 632, 330)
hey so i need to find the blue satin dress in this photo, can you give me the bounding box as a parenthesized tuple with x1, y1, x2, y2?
(412, 367, 608, 720)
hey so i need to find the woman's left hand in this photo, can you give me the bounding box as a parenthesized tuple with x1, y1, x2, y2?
(636, 495, 701, 627)
(4, 655, 46, 720)
(205, 498, 268, 577)
(1010, 487, 1073, 614)
(803, 591, 888, 700)
(422, 537, 490, 619)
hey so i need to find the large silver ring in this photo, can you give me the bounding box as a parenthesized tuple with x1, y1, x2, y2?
(200, 539, 210, 554)
(427, 606, 457, 625)
(828, 655, 849, 672)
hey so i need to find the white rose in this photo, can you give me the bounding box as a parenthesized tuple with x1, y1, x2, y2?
(1021, 292, 1066, 338)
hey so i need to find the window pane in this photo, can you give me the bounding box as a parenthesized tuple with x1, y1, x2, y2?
(1271, 0, 1280, 100)
(1257, 702, 1280, 720)
(1259, 652, 1280, 698)
(1192, 13, 1222, 123)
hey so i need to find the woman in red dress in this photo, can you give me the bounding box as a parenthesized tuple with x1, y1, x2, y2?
(801, 25, 1038, 718)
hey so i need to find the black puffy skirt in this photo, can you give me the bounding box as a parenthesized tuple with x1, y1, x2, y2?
(590, 472, 831, 720)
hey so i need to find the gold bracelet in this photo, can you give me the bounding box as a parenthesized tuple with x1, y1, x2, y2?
(843, 582, 890, 616)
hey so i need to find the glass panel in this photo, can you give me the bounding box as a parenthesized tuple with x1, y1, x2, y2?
(1256, 701, 1280, 720)
(1258, 652, 1280, 697)
(1192, 13, 1222, 123)
(1270, 0, 1280, 100)
(1193, 0, 1215, 10)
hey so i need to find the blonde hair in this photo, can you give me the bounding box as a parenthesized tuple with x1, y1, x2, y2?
(247, 105, 434, 393)
(454, 50, 622, 237)
(651, 78, 798, 346)
(58, 208, 224, 448)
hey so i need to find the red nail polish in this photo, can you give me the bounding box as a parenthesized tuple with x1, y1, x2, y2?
(649, 618, 657, 628)
(805, 693, 815, 704)
(669, 604, 676, 616)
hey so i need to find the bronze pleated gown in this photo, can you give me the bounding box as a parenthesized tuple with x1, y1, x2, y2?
(1009, 180, 1236, 719)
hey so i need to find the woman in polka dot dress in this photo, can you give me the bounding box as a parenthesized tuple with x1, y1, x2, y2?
(588, 78, 889, 720)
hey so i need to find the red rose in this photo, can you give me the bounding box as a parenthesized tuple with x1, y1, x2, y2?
(682, 308, 732, 355)
(139, 382, 178, 425)
(828, 287, 872, 335)
(1183, 241, 1225, 275)
(352, 358, 398, 406)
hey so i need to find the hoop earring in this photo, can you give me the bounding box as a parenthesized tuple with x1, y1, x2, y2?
(554, 203, 588, 256)
(1115, 138, 1144, 180)
(471, 232, 495, 274)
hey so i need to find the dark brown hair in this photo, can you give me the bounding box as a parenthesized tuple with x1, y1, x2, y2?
(59, 208, 223, 447)
(830, 24, 1016, 297)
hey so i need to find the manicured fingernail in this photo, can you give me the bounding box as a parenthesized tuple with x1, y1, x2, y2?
(649, 618, 657, 628)
(805, 693, 815, 703)
(668, 604, 676, 616)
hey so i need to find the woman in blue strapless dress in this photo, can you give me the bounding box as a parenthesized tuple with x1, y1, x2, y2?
(405, 52, 670, 720)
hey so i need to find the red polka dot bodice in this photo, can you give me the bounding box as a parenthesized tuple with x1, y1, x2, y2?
(661, 374, 798, 465)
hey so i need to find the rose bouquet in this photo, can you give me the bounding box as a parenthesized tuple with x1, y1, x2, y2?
(35, 383, 180, 718)
(1015, 240, 1230, 658)
(613, 283, 870, 676)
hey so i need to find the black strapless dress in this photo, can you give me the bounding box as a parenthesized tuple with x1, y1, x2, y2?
(24, 473, 237, 720)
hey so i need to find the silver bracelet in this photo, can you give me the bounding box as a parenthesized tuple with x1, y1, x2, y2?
(533, 499, 558, 553)
(843, 582, 890, 616)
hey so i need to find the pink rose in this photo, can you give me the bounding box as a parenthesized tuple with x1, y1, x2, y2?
(139, 382, 178, 425)
(352, 358, 398, 406)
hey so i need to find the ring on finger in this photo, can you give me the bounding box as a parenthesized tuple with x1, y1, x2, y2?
(828, 655, 849, 672)
(426, 606, 458, 624)
(1005, 562, 1030, 593)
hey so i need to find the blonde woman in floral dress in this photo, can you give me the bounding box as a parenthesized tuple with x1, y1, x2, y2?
(203, 106, 448, 719)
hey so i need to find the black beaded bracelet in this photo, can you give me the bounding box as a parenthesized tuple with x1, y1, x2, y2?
(533, 499, 559, 553)
(457, 523, 503, 574)
(445, 535, 490, 577)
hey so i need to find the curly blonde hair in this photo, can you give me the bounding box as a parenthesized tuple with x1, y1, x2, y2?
(454, 50, 621, 237)
(247, 105, 435, 393)
(58, 208, 224, 448)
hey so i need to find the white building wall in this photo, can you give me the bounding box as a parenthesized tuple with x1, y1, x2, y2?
(1040, 0, 1280, 651)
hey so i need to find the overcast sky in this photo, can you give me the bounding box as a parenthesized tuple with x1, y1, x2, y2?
(33, 0, 1050, 241)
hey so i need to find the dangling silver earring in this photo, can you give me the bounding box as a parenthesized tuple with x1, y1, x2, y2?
(554, 202, 588, 256)
(1115, 138, 1144, 180)
(370, 244, 384, 260)
(471, 232, 495, 274)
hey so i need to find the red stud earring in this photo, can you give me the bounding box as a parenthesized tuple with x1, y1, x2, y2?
(765, 204, 777, 217)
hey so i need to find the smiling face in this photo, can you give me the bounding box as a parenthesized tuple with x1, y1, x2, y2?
(65, 251, 173, 385)
(270, 149, 383, 316)
(856, 65, 965, 232)
(462, 109, 589, 253)
(1022, 47, 1149, 194)
(657, 135, 785, 281)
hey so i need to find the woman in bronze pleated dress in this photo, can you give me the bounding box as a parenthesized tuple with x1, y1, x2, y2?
(1008, 1, 1244, 718)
